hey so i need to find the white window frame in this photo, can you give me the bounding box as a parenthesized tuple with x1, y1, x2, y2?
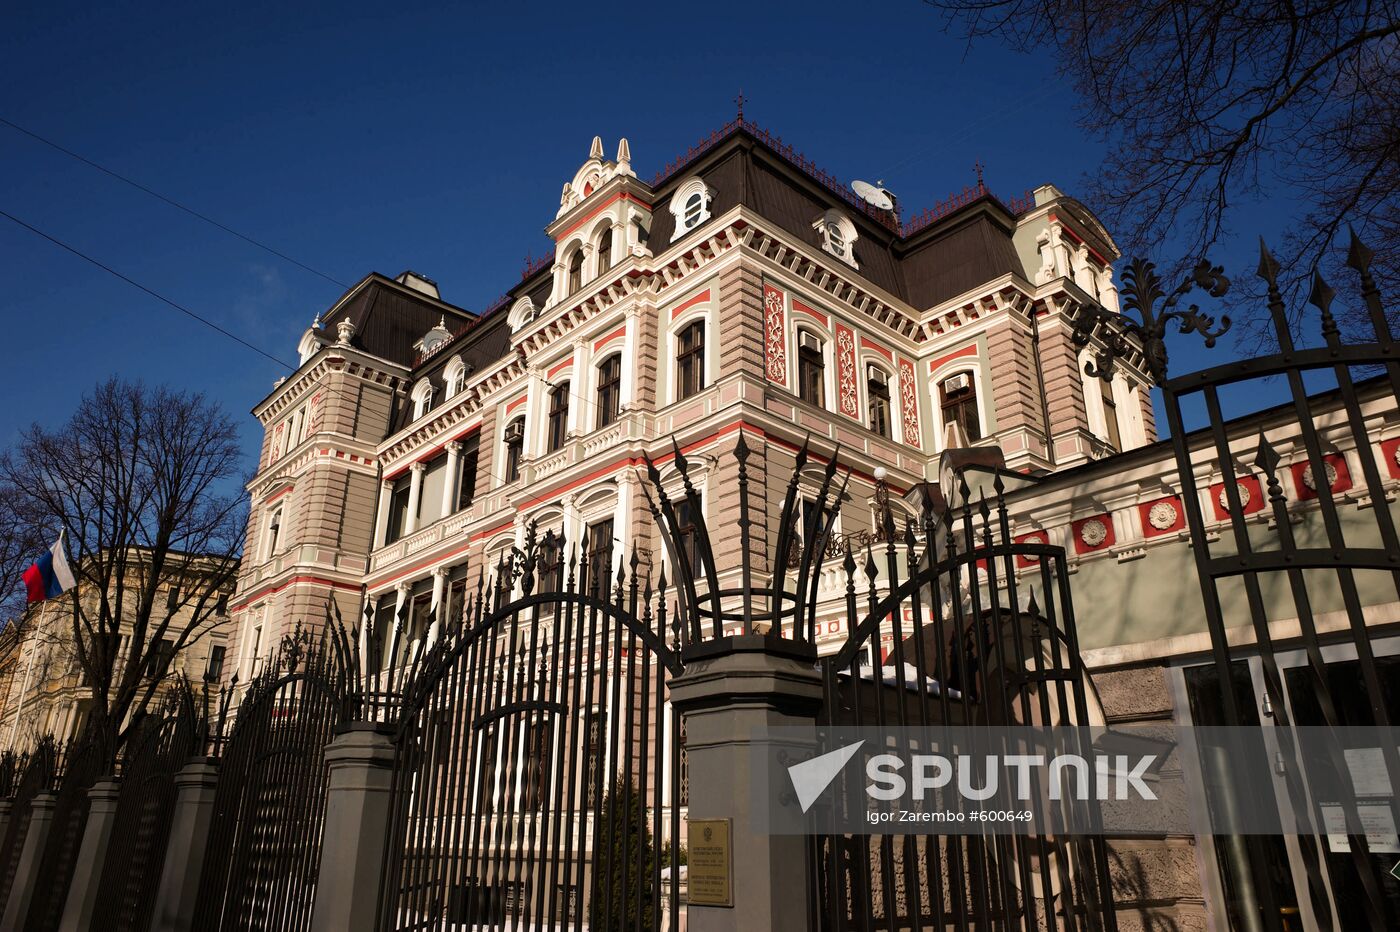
(669, 176, 713, 241)
(928, 363, 987, 450)
(411, 379, 436, 421)
(814, 209, 859, 268)
(792, 324, 834, 411)
(667, 308, 714, 406)
(863, 359, 897, 439)
(263, 506, 283, 562)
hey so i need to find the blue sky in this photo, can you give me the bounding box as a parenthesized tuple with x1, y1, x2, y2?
(1, 1, 1289, 478)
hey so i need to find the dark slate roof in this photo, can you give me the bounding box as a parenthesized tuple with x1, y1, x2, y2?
(387, 310, 512, 435)
(321, 274, 476, 367)
(900, 205, 1023, 308)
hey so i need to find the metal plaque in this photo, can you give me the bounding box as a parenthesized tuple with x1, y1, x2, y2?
(686, 818, 733, 907)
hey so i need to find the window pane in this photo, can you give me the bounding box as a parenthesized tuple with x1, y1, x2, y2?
(677, 323, 705, 399)
(597, 356, 621, 428)
(457, 434, 480, 510)
(548, 382, 570, 452)
(799, 344, 824, 406)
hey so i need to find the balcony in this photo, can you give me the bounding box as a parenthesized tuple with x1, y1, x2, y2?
(371, 507, 477, 573)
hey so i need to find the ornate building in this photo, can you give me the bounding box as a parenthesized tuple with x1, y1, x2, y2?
(227, 120, 1400, 929)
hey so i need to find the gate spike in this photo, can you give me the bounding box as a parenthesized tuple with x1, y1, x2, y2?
(1256, 238, 1281, 286)
(671, 436, 689, 476)
(1307, 269, 1339, 337)
(842, 540, 857, 578)
(1346, 226, 1374, 273)
(1253, 430, 1282, 480)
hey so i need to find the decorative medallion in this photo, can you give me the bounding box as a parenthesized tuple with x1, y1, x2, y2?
(307, 390, 325, 434)
(762, 284, 788, 385)
(1079, 517, 1109, 547)
(1394, 444, 1400, 471)
(269, 421, 285, 464)
(898, 358, 921, 447)
(1147, 500, 1179, 530)
(1301, 461, 1338, 491)
(1217, 482, 1252, 512)
(835, 325, 858, 419)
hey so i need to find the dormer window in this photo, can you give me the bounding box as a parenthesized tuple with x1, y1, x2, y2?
(417, 316, 452, 356)
(814, 210, 858, 267)
(669, 177, 713, 241)
(444, 357, 469, 397)
(508, 297, 538, 333)
(411, 380, 436, 420)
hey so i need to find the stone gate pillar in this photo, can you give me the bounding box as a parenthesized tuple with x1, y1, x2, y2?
(57, 778, 121, 932)
(668, 639, 823, 932)
(150, 758, 218, 932)
(0, 793, 57, 932)
(309, 724, 396, 932)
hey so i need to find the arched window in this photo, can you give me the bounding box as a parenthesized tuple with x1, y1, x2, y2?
(1101, 379, 1122, 450)
(568, 249, 584, 294)
(684, 193, 704, 227)
(547, 381, 570, 452)
(264, 508, 282, 561)
(596, 355, 622, 428)
(669, 177, 713, 241)
(412, 380, 436, 420)
(814, 210, 859, 266)
(503, 418, 525, 484)
(939, 372, 981, 442)
(596, 228, 612, 277)
(797, 331, 825, 407)
(867, 365, 891, 438)
(676, 322, 706, 399)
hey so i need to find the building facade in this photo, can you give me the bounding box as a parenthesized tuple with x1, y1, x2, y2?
(228, 121, 1400, 929)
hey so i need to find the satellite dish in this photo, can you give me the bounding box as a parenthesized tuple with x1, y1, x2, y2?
(852, 179, 895, 211)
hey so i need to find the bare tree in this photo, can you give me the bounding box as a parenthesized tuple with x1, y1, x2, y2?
(928, 0, 1400, 342)
(0, 379, 246, 747)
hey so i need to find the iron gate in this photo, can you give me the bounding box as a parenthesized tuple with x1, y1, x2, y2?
(192, 624, 351, 932)
(376, 525, 686, 932)
(92, 681, 205, 932)
(1078, 239, 1400, 930)
(0, 738, 55, 918)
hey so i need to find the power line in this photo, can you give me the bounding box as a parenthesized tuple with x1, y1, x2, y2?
(0, 116, 349, 289)
(0, 207, 296, 370)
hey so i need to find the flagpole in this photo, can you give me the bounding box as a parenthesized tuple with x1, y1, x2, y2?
(6, 600, 48, 751)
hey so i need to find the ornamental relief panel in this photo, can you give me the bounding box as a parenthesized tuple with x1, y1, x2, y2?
(898, 357, 921, 447)
(835, 324, 858, 419)
(763, 283, 788, 385)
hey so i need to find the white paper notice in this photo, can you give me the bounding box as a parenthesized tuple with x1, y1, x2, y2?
(1322, 803, 1400, 854)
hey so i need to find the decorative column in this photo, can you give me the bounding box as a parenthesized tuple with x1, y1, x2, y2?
(309, 726, 396, 932)
(373, 478, 393, 547)
(668, 643, 823, 932)
(569, 339, 587, 437)
(150, 759, 218, 932)
(442, 441, 462, 517)
(2, 793, 57, 931)
(404, 462, 426, 536)
(57, 779, 121, 932)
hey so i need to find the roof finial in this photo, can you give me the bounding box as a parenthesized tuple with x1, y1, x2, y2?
(590, 135, 604, 159)
(735, 89, 746, 122)
(974, 159, 985, 190)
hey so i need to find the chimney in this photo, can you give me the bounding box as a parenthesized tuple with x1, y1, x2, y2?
(395, 270, 440, 299)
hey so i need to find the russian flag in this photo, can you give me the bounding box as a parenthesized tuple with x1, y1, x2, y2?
(22, 535, 76, 605)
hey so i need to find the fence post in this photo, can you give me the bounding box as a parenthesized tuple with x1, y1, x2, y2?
(150, 758, 218, 932)
(56, 778, 121, 932)
(309, 724, 395, 932)
(0, 799, 10, 849)
(668, 642, 823, 932)
(0, 792, 57, 932)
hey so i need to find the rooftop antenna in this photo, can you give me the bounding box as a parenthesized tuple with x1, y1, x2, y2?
(851, 179, 896, 212)
(974, 159, 985, 189)
(735, 89, 746, 122)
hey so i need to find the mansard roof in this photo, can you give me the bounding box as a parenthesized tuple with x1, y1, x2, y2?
(320, 273, 477, 366)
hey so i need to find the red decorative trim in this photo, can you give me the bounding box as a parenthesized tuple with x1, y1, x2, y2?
(928, 343, 978, 373)
(1290, 454, 1351, 500)
(307, 389, 325, 433)
(471, 520, 517, 543)
(505, 394, 528, 414)
(1138, 496, 1185, 538)
(859, 337, 893, 362)
(557, 192, 653, 241)
(1014, 531, 1048, 568)
(1071, 514, 1115, 554)
(230, 575, 360, 612)
(593, 325, 628, 353)
(835, 324, 859, 419)
(265, 484, 295, 504)
(671, 288, 712, 320)
(791, 299, 828, 327)
(1381, 439, 1400, 479)
(763, 284, 788, 385)
(897, 357, 921, 447)
(1209, 477, 1265, 520)
(547, 359, 573, 379)
(1048, 214, 1110, 266)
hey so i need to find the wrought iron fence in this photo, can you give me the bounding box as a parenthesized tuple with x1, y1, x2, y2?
(0, 737, 55, 918)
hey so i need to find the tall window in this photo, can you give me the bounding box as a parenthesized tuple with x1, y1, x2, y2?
(456, 434, 480, 511)
(596, 229, 612, 277)
(1101, 384, 1122, 450)
(568, 249, 584, 293)
(547, 382, 570, 452)
(586, 518, 615, 595)
(205, 645, 226, 684)
(146, 638, 175, 678)
(676, 322, 705, 399)
(264, 508, 282, 559)
(503, 418, 524, 483)
(538, 533, 564, 594)
(522, 719, 552, 809)
(798, 333, 825, 407)
(385, 477, 411, 543)
(674, 497, 703, 572)
(939, 373, 981, 442)
(867, 365, 891, 438)
(596, 355, 621, 428)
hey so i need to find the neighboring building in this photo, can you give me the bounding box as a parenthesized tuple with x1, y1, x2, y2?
(229, 120, 1399, 929)
(0, 551, 236, 751)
